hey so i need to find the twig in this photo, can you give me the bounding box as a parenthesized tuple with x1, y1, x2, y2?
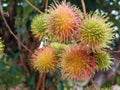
(81, 0, 87, 18)
(110, 50, 120, 53)
(105, 49, 120, 53)
(63, 0, 66, 3)
(24, 0, 43, 14)
(20, 53, 30, 77)
(41, 72, 47, 90)
(90, 79, 99, 90)
(36, 72, 42, 90)
(45, 0, 48, 10)
(0, 0, 32, 53)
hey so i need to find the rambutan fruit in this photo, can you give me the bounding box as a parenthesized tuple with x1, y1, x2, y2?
(31, 46, 58, 72)
(47, 2, 81, 42)
(50, 42, 69, 55)
(61, 45, 97, 80)
(79, 13, 114, 51)
(94, 51, 113, 70)
(31, 14, 48, 40)
(0, 38, 4, 54)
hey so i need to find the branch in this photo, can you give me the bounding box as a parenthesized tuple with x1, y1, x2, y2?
(24, 0, 43, 14)
(0, 0, 32, 53)
(63, 0, 66, 3)
(36, 73, 42, 90)
(80, 0, 87, 18)
(20, 53, 30, 77)
(41, 72, 47, 90)
(110, 50, 120, 53)
(90, 79, 99, 90)
(105, 49, 120, 54)
(45, 0, 48, 10)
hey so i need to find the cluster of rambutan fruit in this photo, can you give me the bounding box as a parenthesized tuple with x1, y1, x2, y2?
(31, 2, 114, 81)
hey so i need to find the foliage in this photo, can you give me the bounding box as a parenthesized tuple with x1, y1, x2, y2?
(0, 55, 25, 89)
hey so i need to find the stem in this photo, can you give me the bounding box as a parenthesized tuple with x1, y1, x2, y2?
(36, 73, 42, 90)
(105, 49, 120, 54)
(45, 0, 48, 10)
(90, 79, 99, 90)
(0, 0, 32, 53)
(63, 0, 66, 3)
(110, 50, 120, 53)
(42, 72, 47, 90)
(81, 0, 87, 18)
(20, 53, 30, 77)
(24, 0, 43, 14)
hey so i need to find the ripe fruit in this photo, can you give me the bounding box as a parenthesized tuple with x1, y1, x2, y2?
(31, 46, 58, 72)
(47, 2, 81, 42)
(61, 45, 97, 80)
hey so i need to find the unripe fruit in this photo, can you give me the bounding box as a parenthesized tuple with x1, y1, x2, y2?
(31, 14, 48, 40)
(0, 38, 4, 54)
(79, 13, 114, 51)
(94, 51, 113, 70)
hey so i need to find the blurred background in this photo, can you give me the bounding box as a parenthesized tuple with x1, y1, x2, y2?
(0, 0, 120, 90)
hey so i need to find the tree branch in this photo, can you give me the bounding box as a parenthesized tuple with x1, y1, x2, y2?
(90, 79, 99, 90)
(81, 0, 87, 18)
(24, 0, 43, 14)
(41, 72, 47, 90)
(105, 49, 120, 54)
(63, 0, 66, 3)
(110, 50, 120, 53)
(45, 0, 48, 10)
(36, 72, 42, 90)
(0, 0, 32, 53)
(20, 53, 30, 77)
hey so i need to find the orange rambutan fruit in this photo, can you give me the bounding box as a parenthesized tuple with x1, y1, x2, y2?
(47, 2, 82, 42)
(61, 45, 97, 80)
(31, 46, 58, 72)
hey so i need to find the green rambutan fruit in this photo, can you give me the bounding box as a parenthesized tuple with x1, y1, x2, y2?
(79, 13, 114, 51)
(0, 38, 4, 57)
(50, 42, 69, 55)
(31, 14, 48, 40)
(94, 51, 113, 70)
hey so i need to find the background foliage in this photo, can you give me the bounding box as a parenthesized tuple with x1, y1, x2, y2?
(0, 0, 120, 90)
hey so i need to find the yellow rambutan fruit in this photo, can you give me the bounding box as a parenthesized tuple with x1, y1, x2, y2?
(47, 2, 82, 42)
(61, 45, 97, 80)
(31, 14, 48, 40)
(0, 38, 4, 54)
(79, 13, 114, 51)
(94, 51, 113, 70)
(31, 46, 58, 72)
